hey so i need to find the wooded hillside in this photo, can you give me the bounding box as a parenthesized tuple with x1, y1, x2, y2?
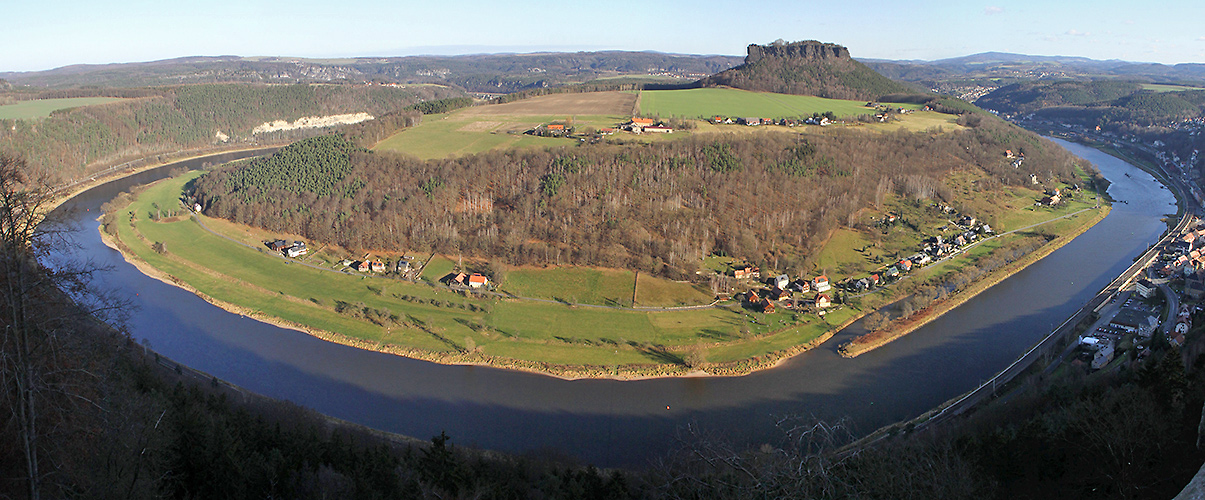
(0, 84, 460, 183)
(194, 119, 1083, 278)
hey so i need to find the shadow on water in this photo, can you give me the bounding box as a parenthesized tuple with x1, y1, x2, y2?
(50, 140, 1174, 467)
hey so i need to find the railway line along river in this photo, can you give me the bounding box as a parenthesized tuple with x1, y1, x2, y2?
(52, 138, 1174, 467)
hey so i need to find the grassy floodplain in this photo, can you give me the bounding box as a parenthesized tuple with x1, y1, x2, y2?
(108, 172, 853, 378)
(0, 97, 125, 119)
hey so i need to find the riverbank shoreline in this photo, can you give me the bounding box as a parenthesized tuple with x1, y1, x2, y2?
(838, 205, 1109, 357)
(87, 147, 1108, 381)
(48, 144, 284, 212)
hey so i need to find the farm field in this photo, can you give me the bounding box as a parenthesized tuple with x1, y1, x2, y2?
(373, 92, 638, 159)
(637, 88, 920, 119)
(0, 97, 125, 119)
(1140, 83, 1205, 93)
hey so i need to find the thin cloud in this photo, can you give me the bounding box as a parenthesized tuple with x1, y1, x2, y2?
(1198, 36, 1205, 41)
(1066, 29, 1089, 36)
(984, 6, 1004, 15)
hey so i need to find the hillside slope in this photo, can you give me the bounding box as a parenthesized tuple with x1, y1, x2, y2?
(0, 84, 458, 182)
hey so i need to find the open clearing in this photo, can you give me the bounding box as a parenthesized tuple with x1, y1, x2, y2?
(0, 97, 125, 119)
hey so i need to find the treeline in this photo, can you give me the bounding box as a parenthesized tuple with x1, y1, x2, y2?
(406, 96, 474, 114)
(976, 80, 1143, 114)
(194, 117, 1082, 278)
(0, 83, 461, 183)
(340, 110, 423, 148)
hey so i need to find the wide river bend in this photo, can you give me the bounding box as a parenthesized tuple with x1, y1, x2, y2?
(53, 140, 1173, 467)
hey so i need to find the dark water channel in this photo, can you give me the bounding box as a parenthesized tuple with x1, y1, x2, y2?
(52, 139, 1174, 468)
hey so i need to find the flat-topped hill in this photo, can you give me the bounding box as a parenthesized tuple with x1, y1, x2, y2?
(698, 40, 916, 101)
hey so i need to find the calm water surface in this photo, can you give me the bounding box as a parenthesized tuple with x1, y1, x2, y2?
(53, 139, 1174, 467)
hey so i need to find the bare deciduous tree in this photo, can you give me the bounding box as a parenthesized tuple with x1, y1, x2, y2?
(0, 152, 130, 499)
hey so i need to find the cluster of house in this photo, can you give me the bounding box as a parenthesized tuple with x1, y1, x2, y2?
(1005, 149, 1026, 169)
(728, 208, 994, 311)
(335, 255, 420, 277)
(738, 273, 834, 314)
(353, 259, 387, 273)
(708, 116, 830, 127)
(621, 117, 674, 134)
(866, 103, 922, 123)
(908, 211, 992, 261)
(1159, 225, 1205, 277)
(268, 239, 308, 258)
(445, 272, 490, 289)
(531, 123, 575, 137)
(1038, 187, 1063, 206)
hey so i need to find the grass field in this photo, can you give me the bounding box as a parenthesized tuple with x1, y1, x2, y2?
(373, 113, 581, 159)
(1140, 84, 1205, 93)
(503, 267, 636, 306)
(374, 92, 639, 159)
(638, 88, 920, 119)
(0, 97, 125, 119)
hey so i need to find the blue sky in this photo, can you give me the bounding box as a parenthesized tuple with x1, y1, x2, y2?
(4, 0, 1203, 72)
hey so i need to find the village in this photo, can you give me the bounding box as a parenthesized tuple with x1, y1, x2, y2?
(720, 200, 1001, 317)
(264, 238, 498, 292)
(525, 104, 926, 140)
(1072, 217, 1205, 371)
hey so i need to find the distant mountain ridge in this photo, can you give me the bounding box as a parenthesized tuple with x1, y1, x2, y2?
(697, 41, 917, 100)
(864, 52, 1205, 84)
(0, 52, 744, 92)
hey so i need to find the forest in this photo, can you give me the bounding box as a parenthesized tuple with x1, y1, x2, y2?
(976, 80, 1205, 125)
(193, 117, 1083, 278)
(0, 83, 460, 183)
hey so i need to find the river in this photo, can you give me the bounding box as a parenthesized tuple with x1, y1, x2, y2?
(51, 139, 1174, 468)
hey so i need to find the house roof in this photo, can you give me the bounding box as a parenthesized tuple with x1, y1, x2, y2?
(468, 273, 488, 285)
(631, 117, 655, 125)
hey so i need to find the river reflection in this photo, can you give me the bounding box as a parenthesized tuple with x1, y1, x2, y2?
(53, 139, 1174, 467)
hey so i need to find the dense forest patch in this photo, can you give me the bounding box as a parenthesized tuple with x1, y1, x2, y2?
(194, 118, 1085, 278)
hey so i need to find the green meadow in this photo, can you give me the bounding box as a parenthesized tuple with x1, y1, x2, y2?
(1140, 83, 1205, 93)
(373, 113, 581, 159)
(638, 88, 919, 119)
(0, 97, 125, 119)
